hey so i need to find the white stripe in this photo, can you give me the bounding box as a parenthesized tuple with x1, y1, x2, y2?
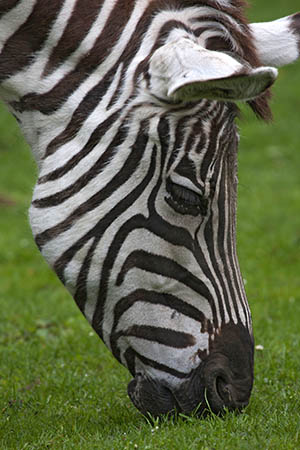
(41, 0, 118, 84)
(2, 0, 77, 96)
(0, 0, 37, 54)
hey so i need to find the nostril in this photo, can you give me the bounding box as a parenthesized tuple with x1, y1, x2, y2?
(215, 376, 233, 405)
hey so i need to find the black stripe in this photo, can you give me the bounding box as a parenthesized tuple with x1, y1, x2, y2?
(112, 290, 210, 333)
(43, 0, 101, 76)
(73, 236, 97, 314)
(215, 160, 234, 323)
(125, 348, 189, 379)
(0, 0, 19, 18)
(0, 0, 64, 83)
(12, 0, 136, 114)
(116, 250, 215, 305)
(224, 143, 249, 325)
(54, 146, 157, 288)
(116, 325, 196, 348)
(109, 289, 212, 361)
(193, 231, 224, 328)
(35, 120, 150, 246)
(123, 347, 136, 377)
(34, 117, 128, 206)
(43, 105, 121, 160)
(218, 157, 242, 323)
(91, 212, 195, 340)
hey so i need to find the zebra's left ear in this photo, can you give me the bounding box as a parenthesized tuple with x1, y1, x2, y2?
(148, 37, 277, 103)
(250, 13, 300, 67)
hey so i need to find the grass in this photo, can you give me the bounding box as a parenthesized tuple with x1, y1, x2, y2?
(0, 1, 300, 448)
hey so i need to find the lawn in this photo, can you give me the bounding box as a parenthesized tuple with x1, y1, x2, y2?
(0, 1, 300, 449)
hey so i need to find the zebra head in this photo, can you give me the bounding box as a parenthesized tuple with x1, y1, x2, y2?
(1, 1, 299, 418)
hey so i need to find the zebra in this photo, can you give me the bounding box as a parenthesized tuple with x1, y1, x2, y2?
(0, 0, 299, 417)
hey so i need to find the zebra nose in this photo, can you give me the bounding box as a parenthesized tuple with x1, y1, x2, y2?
(172, 353, 253, 416)
(201, 356, 252, 414)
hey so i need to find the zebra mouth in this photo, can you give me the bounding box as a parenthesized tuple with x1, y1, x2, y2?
(127, 370, 210, 417)
(127, 361, 252, 418)
(127, 374, 179, 417)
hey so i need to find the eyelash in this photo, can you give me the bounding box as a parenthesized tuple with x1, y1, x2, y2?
(165, 180, 208, 216)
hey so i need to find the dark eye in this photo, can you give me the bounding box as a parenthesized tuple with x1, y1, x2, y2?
(165, 179, 208, 216)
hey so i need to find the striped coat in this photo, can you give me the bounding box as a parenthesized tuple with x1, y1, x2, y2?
(0, 1, 299, 416)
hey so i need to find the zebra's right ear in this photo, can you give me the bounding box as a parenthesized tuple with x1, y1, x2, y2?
(148, 37, 277, 103)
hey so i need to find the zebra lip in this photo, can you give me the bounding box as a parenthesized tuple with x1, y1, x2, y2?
(127, 373, 179, 417)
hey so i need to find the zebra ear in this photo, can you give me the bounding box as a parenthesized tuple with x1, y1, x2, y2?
(149, 37, 277, 103)
(250, 13, 300, 67)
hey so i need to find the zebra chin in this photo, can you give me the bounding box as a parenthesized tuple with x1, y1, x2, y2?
(127, 323, 254, 418)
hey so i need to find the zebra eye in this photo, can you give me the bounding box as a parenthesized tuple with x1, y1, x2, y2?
(165, 180, 208, 216)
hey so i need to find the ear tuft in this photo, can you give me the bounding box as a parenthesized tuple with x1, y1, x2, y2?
(290, 12, 300, 53)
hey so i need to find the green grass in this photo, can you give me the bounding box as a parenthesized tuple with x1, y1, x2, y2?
(1, 2, 300, 449)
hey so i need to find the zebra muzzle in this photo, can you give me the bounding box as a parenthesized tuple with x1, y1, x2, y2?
(127, 354, 252, 418)
(197, 353, 253, 414)
(127, 323, 254, 417)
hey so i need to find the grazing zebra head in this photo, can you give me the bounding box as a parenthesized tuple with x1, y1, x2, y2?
(0, 1, 299, 417)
